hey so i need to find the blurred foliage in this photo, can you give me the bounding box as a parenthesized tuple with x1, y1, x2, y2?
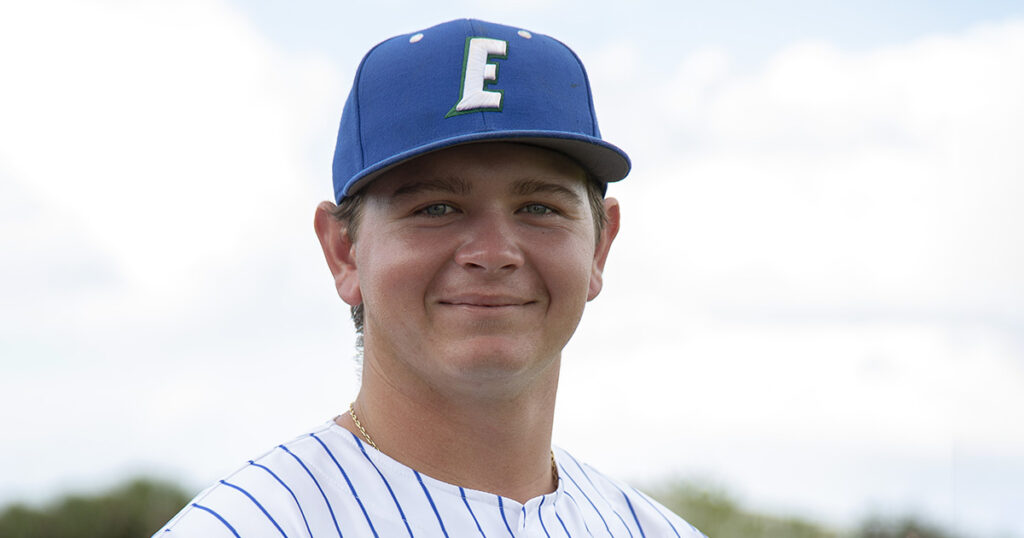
(649, 480, 963, 538)
(855, 514, 961, 538)
(648, 480, 839, 538)
(0, 475, 968, 538)
(0, 478, 189, 538)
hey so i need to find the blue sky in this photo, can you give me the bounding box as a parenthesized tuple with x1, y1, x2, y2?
(1, 1, 1022, 536)
(233, 1, 1024, 59)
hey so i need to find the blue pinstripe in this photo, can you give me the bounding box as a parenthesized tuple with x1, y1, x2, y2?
(280, 445, 344, 537)
(192, 503, 240, 537)
(566, 455, 634, 538)
(158, 427, 700, 537)
(631, 487, 681, 538)
(459, 487, 488, 537)
(538, 495, 552, 538)
(219, 480, 288, 537)
(311, 433, 379, 538)
(250, 461, 314, 538)
(609, 503, 633, 536)
(559, 464, 613, 536)
(563, 491, 595, 537)
(414, 470, 450, 538)
(555, 511, 572, 538)
(613, 486, 646, 538)
(497, 495, 515, 537)
(351, 433, 415, 538)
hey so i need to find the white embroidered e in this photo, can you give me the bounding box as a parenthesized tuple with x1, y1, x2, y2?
(446, 37, 508, 117)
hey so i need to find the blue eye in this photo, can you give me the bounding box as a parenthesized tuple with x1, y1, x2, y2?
(521, 203, 553, 215)
(420, 203, 454, 217)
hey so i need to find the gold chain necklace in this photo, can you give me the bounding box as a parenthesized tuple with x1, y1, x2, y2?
(347, 401, 559, 483)
(348, 402, 378, 451)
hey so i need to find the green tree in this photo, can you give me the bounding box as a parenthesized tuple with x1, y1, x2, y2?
(648, 480, 838, 538)
(856, 514, 961, 538)
(648, 478, 964, 538)
(0, 478, 189, 538)
(0, 475, 968, 538)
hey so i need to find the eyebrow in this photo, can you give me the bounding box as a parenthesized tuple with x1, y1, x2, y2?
(391, 176, 473, 198)
(510, 179, 584, 206)
(388, 175, 584, 206)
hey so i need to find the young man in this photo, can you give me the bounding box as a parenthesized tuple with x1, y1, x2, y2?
(156, 19, 705, 537)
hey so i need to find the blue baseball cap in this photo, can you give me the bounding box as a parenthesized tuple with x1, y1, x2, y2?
(332, 18, 631, 202)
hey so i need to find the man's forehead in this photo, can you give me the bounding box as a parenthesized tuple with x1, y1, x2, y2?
(381, 175, 585, 205)
(366, 143, 589, 197)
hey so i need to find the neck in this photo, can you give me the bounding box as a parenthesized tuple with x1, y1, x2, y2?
(337, 350, 561, 503)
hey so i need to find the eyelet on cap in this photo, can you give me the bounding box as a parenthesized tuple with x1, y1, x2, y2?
(409, 33, 424, 43)
(517, 30, 532, 39)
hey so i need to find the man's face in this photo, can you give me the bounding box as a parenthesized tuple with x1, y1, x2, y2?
(332, 142, 619, 397)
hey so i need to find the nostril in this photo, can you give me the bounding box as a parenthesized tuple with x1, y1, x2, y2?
(452, 221, 525, 271)
(454, 243, 523, 271)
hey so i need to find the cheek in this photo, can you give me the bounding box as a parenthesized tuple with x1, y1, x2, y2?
(538, 241, 595, 302)
(356, 235, 448, 311)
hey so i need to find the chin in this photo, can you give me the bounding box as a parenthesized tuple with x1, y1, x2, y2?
(440, 338, 554, 382)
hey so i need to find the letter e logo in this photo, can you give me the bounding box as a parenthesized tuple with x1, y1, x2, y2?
(446, 37, 509, 118)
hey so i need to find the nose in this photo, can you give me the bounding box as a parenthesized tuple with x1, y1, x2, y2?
(454, 214, 524, 273)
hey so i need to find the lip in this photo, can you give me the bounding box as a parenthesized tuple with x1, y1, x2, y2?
(438, 294, 535, 307)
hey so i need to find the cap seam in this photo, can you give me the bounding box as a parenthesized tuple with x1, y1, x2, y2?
(469, 19, 493, 132)
(561, 41, 599, 137)
(352, 39, 393, 179)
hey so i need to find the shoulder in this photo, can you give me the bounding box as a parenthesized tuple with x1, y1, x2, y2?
(154, 421, 372, 537)
(554, 447, 708, 538)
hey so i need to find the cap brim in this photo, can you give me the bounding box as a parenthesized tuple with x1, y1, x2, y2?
(339, 130, 631, 200)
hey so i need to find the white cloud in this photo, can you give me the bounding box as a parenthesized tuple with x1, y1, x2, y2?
(566, 17, 1024, 535)
(0, 0, 342, 313)
(0, 0, 353, 501)
(590, 19, 1024, 318)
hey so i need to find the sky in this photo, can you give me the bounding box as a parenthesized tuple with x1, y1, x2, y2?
(1, 1, 1022, 536)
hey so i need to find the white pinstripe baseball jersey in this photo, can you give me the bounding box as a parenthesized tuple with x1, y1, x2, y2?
(154, 420, 705, 537)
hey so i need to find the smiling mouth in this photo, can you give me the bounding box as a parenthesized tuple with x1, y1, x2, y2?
(440, 302, 533, 307)
(439, 296, 535, 308)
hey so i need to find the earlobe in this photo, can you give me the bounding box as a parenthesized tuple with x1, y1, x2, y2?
(588, 197, 620, 301)
(313, 201, 362, 306)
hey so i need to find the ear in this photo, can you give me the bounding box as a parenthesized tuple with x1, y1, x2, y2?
(313, 201, 362, 306)
(588, 197, 620, 301)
